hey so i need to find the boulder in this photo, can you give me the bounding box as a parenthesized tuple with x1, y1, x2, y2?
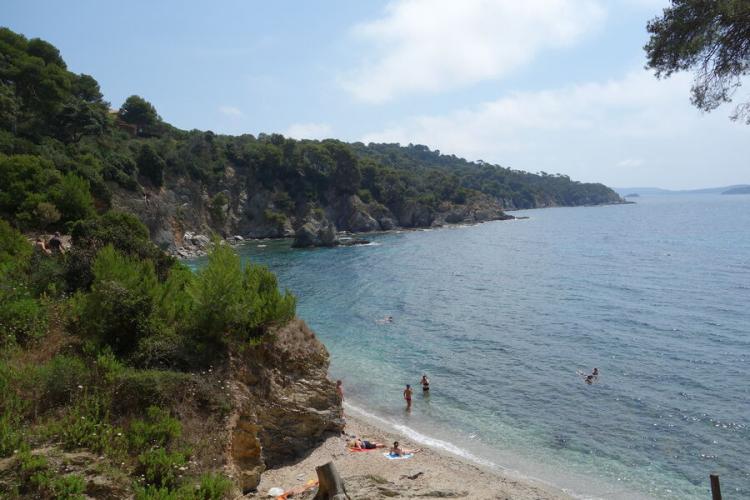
(348, 210, 379, 232)
(292, 218, 338, 248)
(191, 234, 211, 248)
(378, 217, 397, 230)
(227, 319, 343, 493)
(444, 209, 467, 224)
(397, 201, 433, 228)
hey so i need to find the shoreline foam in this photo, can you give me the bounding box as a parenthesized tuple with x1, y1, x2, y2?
(254, 409, 571, 499)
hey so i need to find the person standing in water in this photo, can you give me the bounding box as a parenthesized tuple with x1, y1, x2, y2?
(403, 384, 413, 409)
(419, 374, 430, 393)
(335, 380, 344, 402)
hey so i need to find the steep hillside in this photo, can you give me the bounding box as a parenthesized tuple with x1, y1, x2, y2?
(0, 27, 623, 254)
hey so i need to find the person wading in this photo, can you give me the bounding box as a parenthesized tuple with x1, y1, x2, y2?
(403, 384, 413, 409)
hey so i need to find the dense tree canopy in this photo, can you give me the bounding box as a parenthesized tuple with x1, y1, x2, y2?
(0, 26, 621, 236)
(0, 27, 110, 142)
(645, 0, 750, 123)
(118, 94, 160, 133)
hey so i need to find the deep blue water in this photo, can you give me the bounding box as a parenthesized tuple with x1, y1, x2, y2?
(192, 194, 749, 499)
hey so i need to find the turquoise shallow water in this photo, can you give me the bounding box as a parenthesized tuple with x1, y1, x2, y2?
(192, 194, 749, 499)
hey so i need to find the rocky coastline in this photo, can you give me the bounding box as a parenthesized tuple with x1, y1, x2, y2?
(119, 184, 517, 258)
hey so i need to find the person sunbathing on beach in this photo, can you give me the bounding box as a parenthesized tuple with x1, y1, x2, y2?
(389, 441, 421, 456)
(348, 437, 385, 450)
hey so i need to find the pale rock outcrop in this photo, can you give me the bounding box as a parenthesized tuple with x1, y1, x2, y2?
(292, 215, 338, 248)
(226, 319, 343, 493)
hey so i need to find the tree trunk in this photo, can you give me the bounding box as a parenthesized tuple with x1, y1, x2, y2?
(314, 461, 349, 500)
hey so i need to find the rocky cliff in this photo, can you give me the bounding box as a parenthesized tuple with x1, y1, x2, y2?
(112, 175, 513, 255)
(226, 319, 343, 494)
(0, 318, 342, 498)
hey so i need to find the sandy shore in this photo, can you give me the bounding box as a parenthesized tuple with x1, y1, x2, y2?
(252, 412, 571, 499)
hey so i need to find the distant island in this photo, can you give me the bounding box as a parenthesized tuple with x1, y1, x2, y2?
(722, 186, 750, 195)
(615, 185, 750, 196)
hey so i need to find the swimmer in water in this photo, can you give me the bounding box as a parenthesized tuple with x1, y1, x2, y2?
(578, 367, 600, 385)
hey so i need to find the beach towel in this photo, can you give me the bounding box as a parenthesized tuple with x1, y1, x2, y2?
(349, 447, 378, 452)
(384, 452, 413, 460)
(275, 479, 318, 499)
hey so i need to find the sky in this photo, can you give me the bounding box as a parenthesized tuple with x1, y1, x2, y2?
(4, 0, 748, 189)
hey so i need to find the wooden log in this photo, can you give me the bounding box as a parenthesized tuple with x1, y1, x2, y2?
(710, 474, 722, 500)
(314, 461, 349, 500)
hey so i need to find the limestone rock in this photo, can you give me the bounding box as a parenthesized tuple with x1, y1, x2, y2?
(293, 216, 338, 248)
(226, 319, 343, 493)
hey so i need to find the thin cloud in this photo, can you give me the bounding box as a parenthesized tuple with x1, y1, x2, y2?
(360, 70, 750, 188)
(218, 106, 243, 118)
(341, 0, 605, 103)
(617, 158, 644, 168)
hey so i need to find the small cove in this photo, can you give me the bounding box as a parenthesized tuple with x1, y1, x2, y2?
(190, 194, 750, 499)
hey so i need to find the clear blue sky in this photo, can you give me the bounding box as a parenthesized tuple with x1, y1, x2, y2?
(4, 0, 748, 189)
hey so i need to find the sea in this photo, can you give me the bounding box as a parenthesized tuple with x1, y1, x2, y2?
(190, 194, 749, 499)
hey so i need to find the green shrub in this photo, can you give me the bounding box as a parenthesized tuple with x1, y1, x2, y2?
(27, 251, 67, 297)
(128, 406, 181, 453)
(137, 143, 166, 187)
(137, 448, 187, 489)
(194, 472, 232, 500)
(131, 331, 187, 369)
(0, 218, 33, 264)
(0, 295, 48, 347)
(15, 450, 86, 498)
(68, 211, 175, 289)
(55, 395, 127, 458)
(189, 242, 243, 341)
(38, 355, 89, 408)
(0, 155, 62, 229)
(0, 412, 24, 457)
(241, 263, 296, 335)
(263, 209, 288, 231)
(133, 474, 232, 500)
(94, 350, 124, 385)
(18, 449, 50, 490)
(33, 201, 61, 226)
(357, 188, 373, 203)
(151, 263, 194, 340)
(135, 485, 182, 500)
(51, 172, 96, 223)
(210, 193, 229, 224)
(273, 191, 294, 212)
(103, 152, 138, 190)
(112, 368, 191, 414)
(79, 245, 159, 355)
(189, 243, 296, 344)
(50, 474, 86, 499)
